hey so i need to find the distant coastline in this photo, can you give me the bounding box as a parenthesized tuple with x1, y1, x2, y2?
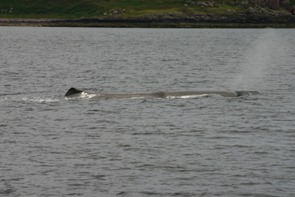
(1, 14, 295, 28)
(1, 0, 295, 28)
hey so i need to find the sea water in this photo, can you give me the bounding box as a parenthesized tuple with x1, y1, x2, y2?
(0, 27, 295, 197)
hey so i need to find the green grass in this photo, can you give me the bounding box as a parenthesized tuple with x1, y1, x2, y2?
(0, 0, 103, 18)
(0, 0, 293, 19)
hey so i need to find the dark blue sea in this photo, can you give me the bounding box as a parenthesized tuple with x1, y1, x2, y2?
(1, 27, 295, 197)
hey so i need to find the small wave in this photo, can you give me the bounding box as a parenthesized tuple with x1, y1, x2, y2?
(0, 96, 60, 103)
(0, 188, 15, 195)
(64, 92, 97, 100)
(21, 97, 60, 103)
(80, 92, 97, 99)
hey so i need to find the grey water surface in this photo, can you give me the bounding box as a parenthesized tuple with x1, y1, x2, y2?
(1, 27, 295, 197)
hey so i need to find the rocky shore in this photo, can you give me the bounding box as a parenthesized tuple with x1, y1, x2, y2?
(1, 13, 295, 28)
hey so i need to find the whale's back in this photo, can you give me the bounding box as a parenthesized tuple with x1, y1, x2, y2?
(64, 88, 259, 99)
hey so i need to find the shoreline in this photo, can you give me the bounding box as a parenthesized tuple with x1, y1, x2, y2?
(1, 14, 295, 28)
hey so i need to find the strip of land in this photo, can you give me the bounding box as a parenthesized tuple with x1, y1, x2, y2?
(0, 0, 294, 28)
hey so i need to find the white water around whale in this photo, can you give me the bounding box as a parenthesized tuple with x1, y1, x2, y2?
(1, 27, 295, 197)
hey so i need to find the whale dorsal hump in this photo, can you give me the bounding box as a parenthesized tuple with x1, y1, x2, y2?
(65, 87, 83, 97)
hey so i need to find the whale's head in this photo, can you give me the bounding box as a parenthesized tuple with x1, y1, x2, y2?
(65, 87, 83, 97)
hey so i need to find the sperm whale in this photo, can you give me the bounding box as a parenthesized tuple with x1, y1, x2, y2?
(64, 87, 258, 99)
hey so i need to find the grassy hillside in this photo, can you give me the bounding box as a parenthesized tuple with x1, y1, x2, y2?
(0, 0, 294, 19)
